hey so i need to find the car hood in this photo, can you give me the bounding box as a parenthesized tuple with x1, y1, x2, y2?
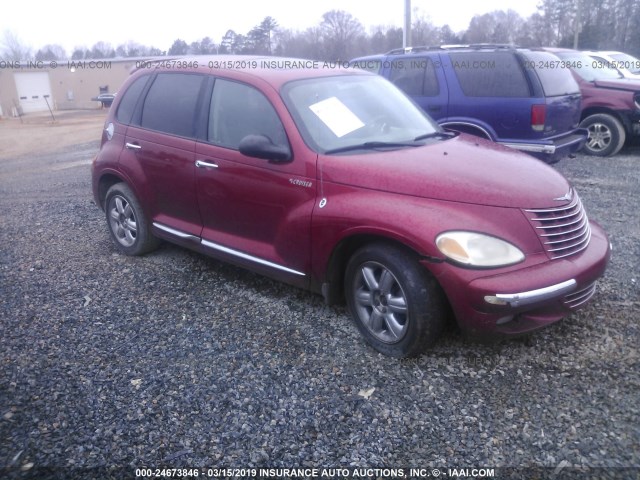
(593, 78, 640, 91)
(319, 134, 572, 209)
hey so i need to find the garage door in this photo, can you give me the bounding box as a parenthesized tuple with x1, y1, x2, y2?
(14, 72, 54, 113)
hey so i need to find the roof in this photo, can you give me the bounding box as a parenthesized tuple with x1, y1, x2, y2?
(130, 55, 370, 89)
(582, 50, 625, 56)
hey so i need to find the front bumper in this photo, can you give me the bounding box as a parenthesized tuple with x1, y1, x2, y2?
(622, 109, 640, 136)
(484, 279, 578, 308)
(425, 220, 611, 338)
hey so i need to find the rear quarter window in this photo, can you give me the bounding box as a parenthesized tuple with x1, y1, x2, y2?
(449, 52, 530, 97)
(522, 52, 580, 96)
(115, 75, 150, 125)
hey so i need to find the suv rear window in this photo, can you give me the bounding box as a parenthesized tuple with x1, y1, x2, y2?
(140, 73, 205, 138)
(522, 52, 580, 96)
(450, 52, 530, 97)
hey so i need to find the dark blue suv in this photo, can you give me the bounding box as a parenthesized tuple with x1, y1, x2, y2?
(351, 45, 587, 162)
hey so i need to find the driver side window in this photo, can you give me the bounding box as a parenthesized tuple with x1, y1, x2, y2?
(208, 79, 288, 150)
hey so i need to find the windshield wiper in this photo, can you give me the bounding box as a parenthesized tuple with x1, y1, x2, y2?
(414, 131, 456, 141)
(324, 141, 422, 155)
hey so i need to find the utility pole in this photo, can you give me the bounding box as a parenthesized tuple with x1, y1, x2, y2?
(403, 0, 412, 49)
(573, 0, 582, 49)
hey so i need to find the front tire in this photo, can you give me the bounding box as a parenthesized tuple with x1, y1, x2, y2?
(105, 183, 160, 256)
(580, 113, 626, 157)
(344, 243, 446, 357)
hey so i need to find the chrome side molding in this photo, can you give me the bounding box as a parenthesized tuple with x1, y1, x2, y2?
(152, 222, 200, 242)
(201, 239, 305, 276)
(152, 222, 305, 277)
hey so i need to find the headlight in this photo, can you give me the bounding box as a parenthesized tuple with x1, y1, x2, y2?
(436, 231, 525, 268)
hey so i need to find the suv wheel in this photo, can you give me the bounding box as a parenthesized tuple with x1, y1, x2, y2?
(105, 183, 160, 256)
(580, 113, 626, 156)
(344, 243, 446, 357)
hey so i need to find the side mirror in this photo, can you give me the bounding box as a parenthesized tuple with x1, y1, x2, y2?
(238, 135, 291, 163)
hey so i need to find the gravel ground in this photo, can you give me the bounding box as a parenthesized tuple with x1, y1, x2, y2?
(0, 137, 638, 480)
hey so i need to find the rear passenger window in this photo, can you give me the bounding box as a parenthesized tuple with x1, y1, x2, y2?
(140, 73, 205, 137)
(389, 58, 439, 96)
(450, 52, 530, 97)
(116, 75, 149, 125)
(208, 79, 288, 150)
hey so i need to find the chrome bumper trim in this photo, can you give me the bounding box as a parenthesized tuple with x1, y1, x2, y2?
(485, 279, 577, 307)
(501, 142, 556, 154)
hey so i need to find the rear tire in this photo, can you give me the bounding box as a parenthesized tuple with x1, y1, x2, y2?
(344, 243, 446, 357)
(580, 113, 626, 156)
(105, 183, 160, 256)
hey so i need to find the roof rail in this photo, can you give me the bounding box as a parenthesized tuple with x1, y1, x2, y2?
(386, 43, 519, 55)
(386, 46, 441, 55)
(463, 43, 518, 49)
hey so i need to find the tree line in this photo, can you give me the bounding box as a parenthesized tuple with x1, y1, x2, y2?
(2, 0, 639, 62)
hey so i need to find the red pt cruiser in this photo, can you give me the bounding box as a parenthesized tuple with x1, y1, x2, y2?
(92, 57, 611, 357)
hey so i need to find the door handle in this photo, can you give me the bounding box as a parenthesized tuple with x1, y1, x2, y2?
(125, 142, 141, 150)
(195, 160, 219, 169)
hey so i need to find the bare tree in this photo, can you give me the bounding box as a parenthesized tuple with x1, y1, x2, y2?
(439, 25, 461, 45)
(88, 41, 115, 59)
(260, 16, 279, 54)
(515, 13, 550, 47)
(538, 0, 576, 46)
(4, 2, 640, 67)
(71, 47, 86, 60)
(168, 39, 188, 56)
(190, 37, 217, 55)
(276, 27, 320, 59)
(411, 12, 440, 47)
(35, 44, 67, 61)
(1, 30, 32, 61)
(320, 10, 364, 61)
(220, 30, 239, 54)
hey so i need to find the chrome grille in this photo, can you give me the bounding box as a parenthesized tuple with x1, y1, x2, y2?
(564, 282, 597, 309)
(525, 190, 591, 260)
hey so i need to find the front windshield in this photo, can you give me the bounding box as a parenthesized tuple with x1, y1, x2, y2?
(281, 74, 441, 154)
(556, 52, 622, 81)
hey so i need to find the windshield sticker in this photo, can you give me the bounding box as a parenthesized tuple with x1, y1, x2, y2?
(309, 97, 364, 138)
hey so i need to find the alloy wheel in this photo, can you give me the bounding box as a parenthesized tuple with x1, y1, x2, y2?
(352, 261, 409, 344)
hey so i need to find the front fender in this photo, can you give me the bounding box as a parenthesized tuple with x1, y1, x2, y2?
(310, 182, 543, 286)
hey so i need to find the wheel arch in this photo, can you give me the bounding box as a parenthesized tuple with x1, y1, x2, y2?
(320, 233, 440, 306)
(96, 173, 127, 210)
(581, 107, 630, 132)
(439, 121, 494, 140)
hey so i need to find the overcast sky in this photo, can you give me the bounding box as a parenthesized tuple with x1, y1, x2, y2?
(2, 0, 540, 54)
